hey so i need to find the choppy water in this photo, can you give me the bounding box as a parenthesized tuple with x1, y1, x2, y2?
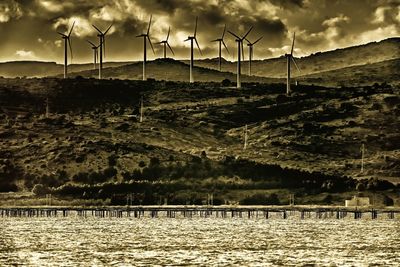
(1, 216, 399, 266)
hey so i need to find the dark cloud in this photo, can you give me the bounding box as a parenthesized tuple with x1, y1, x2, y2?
(0, 0, 398, 62)
(269, 0, 305, 8)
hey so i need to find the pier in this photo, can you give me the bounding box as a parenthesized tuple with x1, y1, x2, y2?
(0, 205, 399, 219)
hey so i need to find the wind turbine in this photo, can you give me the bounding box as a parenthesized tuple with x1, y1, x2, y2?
(136, 15, 155, 81)
(211, 24, 229, 71)
(86, 40, 101, 70)
(57, 21, 75, 79)
(157, 26, 174, 59)
(285, 32, 300, 95)
(92, 23, 113, 79)
(246, 36, 263, 76)
(228, 26, 253, 88)
(184, 16, 202, 83)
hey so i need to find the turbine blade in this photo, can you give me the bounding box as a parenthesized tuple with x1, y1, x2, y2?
(167, 42, 175, 55)
(195, 38, 202, 55)
(194, 16, 198, 37)
(253, 36, 263, 45)
(104, 23, 113, 35)
(87, 40, 96, 47)
(222, 40, 230, 54)
(68, 21, 75, 37)
(228, 30, 240, 39)
(291, 32, 296, 55)
(57, 32, 67, 37)
(184, 38, 190, 42)
(222, 24, 226, 38)
(211, 39, 219, 42)
(92, 24, 103, 34)
(148, 36, 155, 55)
(291, 56, 301, 73)
(166, 26, 170, 41)
(147, 15, 152, 35)
(242, 26, 253, 40)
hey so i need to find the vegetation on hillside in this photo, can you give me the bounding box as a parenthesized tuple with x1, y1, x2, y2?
(1, 77, 399, 206)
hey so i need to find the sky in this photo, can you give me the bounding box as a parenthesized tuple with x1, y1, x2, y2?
(0, 0, 399, 63)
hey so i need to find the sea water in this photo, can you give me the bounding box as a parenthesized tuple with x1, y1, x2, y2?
(0, 216, 399, 266)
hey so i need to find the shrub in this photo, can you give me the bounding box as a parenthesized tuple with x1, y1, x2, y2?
(221, 79, 231, 87)
(32, 184, 49, 196)
(149, 157, 160, 166)
(383, 195, 394, 206)
(138, 160, 146, 168)
(103, 167, 117, 179)
(108, 154, 118, 166)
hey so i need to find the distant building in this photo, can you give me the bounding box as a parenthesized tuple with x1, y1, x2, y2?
(345, 196, 370, 207)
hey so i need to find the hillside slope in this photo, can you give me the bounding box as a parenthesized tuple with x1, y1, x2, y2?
(301, 58, 400, 87)
(190, 38, 400, 78)
(1, 78, 399, 201)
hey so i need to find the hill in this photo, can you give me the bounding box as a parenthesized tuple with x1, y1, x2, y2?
(301, 58, 400, 87)
(0, 78, 399, 205)
(189, 37, 400, 78)
(0, 61, 132, 78)
(67, 57, 399, 88)
(66, 58, 274, 83)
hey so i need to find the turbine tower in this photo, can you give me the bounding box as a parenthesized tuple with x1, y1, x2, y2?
(211, 24, 229, 71)
(285, 32, 300, 95)
(246, 36, 263, 76)
(228, 26, 253, 88)
(136, 15, 155, 81)
(92, 23, 113, 79)
(184, 16, 202, 83)
(86, 40, 101, 70)
(157, 27, 174, 59)
(57, 21, 75, 79)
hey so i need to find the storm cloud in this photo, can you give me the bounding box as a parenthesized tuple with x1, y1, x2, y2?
(0, 0, 398, 63)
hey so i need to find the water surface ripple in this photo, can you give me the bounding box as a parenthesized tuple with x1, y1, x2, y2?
(1, 217, 399, 266)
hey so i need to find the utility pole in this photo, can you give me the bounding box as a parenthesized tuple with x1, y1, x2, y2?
(140, 96, 144, 123)
(361, 144, 365, 173)
(45, 98, 50, 118)
(46, 194, 52, 206)
(289, 194, 295, 206)
(243, 124, 248, 150)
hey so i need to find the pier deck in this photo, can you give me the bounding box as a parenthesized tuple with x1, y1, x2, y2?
(0, 205, 399, 219)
